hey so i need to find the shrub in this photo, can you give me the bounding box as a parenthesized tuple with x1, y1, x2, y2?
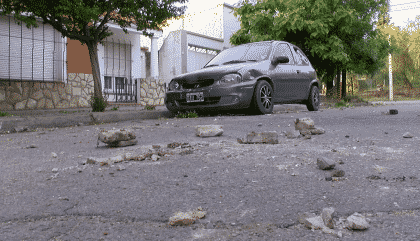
(89, 91, 109, 112)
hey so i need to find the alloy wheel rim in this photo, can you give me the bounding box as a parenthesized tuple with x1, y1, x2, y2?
(260, 85, 272, 109)
(313, 90, 319, 107)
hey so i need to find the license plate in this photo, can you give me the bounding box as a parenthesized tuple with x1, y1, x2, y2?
(186, 92, 204, 102)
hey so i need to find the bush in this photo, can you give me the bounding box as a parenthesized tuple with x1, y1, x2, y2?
(89, 91, 109, 112)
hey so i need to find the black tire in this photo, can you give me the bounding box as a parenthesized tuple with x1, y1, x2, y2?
(306, 85, 320, 111)
(250, 80, 274, 115)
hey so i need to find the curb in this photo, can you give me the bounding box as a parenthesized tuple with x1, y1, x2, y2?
(0, 109, 174, 134)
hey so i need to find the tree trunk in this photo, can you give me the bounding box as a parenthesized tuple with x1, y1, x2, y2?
(336, 68, 341, 99)
(86, 41, 103, 100)
(325, 66, 336, 98)
(342, 68, 347, 98)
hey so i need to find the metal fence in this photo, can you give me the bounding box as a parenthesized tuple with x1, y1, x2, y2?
(0, 14, 67, 86)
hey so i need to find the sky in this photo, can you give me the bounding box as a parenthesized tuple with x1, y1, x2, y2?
(141, 0, 420, 50)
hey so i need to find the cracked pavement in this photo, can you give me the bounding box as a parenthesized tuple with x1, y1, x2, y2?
(1, 104, 420, 240)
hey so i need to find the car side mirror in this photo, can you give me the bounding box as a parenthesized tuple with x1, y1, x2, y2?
(271, 56, 289, 65)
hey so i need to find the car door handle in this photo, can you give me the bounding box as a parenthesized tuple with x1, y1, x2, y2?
(296, 70, 301, 74)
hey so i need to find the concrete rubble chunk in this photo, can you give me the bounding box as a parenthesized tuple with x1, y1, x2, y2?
(109, 155, 125, 163)
(108, 139, 138, 147)
(294, 117, 315, 130)
(304, 216, 325, 230)
(169, 207, 206, 226)
(98, 128, 136, 147)
(346, 212, 369, 230)
(51, 152, 58, 158)
(297, 212, 317, 224)
(321, 207, 335, 229)
(317, 157, 336, 170)
(310, 127, 325, 135)
(285, 128, 301, 139)
(117, 165, 125, 171)
(195, 125, 223, 137)
(403, 132, 413, 138)
(331, 169, 345, 177)
(52, 168, 59, 173)
(242, 131, 278, 144)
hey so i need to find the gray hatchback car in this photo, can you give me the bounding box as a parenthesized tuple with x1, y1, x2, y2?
(165, 40, 320, 115)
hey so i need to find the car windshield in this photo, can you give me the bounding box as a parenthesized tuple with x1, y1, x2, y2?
(204, 42, 272, 68)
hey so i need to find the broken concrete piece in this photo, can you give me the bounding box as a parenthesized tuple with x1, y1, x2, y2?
(304, 216, 325, 230)
(98, 128, 136, 144)
(346, 212, 369, 230)
(245, 131, 278, 144)
(294, 117, 315, 130)
(195, 125, 223, 137)
(297, 212, 317, 224)
(169, 207, 206, 226)
(321, 207, 335, 229)
(317, 157, 336, 170)
(331, 169, 345, 177)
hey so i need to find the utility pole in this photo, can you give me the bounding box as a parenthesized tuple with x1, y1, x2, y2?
(389, 34, 393, 101)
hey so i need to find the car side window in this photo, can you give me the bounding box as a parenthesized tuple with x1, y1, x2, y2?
(293, 47, 310, 66)
(272, 43, 294, 64)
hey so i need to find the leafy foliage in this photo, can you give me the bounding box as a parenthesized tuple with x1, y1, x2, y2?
(230, 0, 391, 95)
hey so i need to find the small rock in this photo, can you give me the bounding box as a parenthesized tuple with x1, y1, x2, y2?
(310, 127, 325, 135)
(285, 129, 301, 139)
(297, 212, 317, 224)
(304, 216, 325, 229)
(331, 169, 345, 177)
(294, 118, 315, 130)
(169, 207, 206, 226)
(325, 177, 332, 181)
(26, 144, 37, 149)
(195, 125, 223, 137)
(317, 157, 336, 170)
(338, 160, 344, 164)
(58, 197, 69, 201)
(117, 165, 125, 171)
(346, 212, 369, 230)
(257, 123, 262, 126)
(403, 132, 413, 138)
(389, 109, 398, 115)
(51, 152, 58, 158)
(244, 131, 278, 144)
(151, 154, 159, 161)
(321, 207, 335, 229)
(345, 135, 350, 138)
(52, 168, 59, 173)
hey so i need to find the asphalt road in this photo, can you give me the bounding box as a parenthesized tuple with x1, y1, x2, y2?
(1, 104, 420, 240)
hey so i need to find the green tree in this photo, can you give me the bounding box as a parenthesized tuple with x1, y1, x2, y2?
(0, 0, 188, 111)
(230, 0, 391, 98)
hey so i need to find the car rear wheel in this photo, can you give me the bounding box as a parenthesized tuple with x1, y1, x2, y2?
(250, 80, 274, 115)
(306, 85, 320, 111)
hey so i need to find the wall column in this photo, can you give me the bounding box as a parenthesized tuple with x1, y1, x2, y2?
(150, 36, 159, 78)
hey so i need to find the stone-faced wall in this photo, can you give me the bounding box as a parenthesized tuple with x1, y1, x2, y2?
(0, 73, 94, 111)
(137, 77, 165, 106)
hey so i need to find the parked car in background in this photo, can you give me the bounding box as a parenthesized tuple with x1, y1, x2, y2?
(164, 40, 320, 115)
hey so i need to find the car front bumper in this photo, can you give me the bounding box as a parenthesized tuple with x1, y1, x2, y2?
(164, 81, 256, 112)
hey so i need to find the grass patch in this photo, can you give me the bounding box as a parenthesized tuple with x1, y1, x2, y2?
(176, 110, 198, 118)
(144, 104, 156, 110)
(111, 106, 119, 111)
(59, 110, 68, 114)
(0, 111, 13, 117)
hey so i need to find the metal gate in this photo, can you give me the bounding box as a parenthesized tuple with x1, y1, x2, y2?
(115, 77, 137, 103)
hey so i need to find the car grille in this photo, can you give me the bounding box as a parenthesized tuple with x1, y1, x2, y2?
(178, 97, 221, 106)
(181, 79, 214, 90)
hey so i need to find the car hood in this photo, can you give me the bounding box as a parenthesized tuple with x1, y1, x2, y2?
(172, 62, 260, 84)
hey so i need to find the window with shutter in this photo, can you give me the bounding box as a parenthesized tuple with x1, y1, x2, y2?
(0, 15, 65, 81)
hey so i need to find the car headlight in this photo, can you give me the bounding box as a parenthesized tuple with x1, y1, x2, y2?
(168, 80, 180, 91)
(219, 74, 242, 85)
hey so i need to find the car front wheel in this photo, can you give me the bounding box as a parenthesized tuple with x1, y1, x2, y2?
(306, 85, 320, 111)
(250, 80, 274, 114)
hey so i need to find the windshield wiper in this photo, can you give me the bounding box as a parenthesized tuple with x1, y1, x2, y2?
(203, 64, 219, 68)
(222, 60, 247, 65)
